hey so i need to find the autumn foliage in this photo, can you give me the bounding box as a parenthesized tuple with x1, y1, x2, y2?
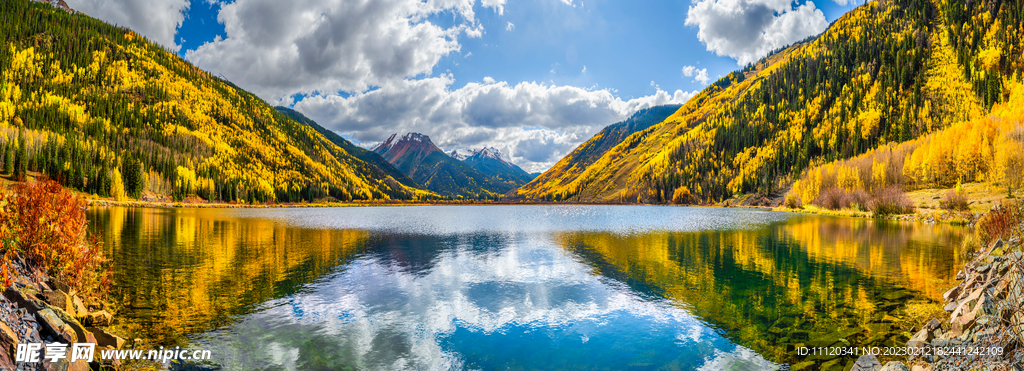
(0, 180, 110, 295)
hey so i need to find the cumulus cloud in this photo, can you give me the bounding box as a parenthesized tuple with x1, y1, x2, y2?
(685, 0, 828, 66)
(482, 0, 508, 15)
(682, 65, 710, 85)
(294, 76, 696, 172)
(66, 0, 190, 51)
(185, 0, 488, 103)
(506, 22, 515, 31)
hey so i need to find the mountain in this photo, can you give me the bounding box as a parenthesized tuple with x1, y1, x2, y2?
(274, 106, 419, 189)
(448, 147, 535, 188)
(519, 0, 1016, 203)
(372, 133, 511, 198)
(516, 104, 681, 199)
(0, 0, 419, 203)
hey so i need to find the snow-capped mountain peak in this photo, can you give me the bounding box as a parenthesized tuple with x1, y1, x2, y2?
(448, 147, 513, 166)
(448, 148, 475, 161)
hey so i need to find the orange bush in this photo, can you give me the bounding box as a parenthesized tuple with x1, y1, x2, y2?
(0, 180, 110, 295)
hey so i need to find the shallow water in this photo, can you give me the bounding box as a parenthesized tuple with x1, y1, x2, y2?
(88, 205, 965, 370)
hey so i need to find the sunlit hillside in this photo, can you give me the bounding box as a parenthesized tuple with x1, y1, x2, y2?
(0, 0, 420, 203)
(521, 0, 1022, 204)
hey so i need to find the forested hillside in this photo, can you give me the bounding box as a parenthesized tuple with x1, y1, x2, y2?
(787, 0, 1024, 209)
(517, 104, 681, 199)
(521, 0, 1022, 204)
(274, 106, 420, 189)
(0, 0, 418, 203)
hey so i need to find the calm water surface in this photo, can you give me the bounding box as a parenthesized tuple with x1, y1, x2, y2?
(87, 206, 965, 370)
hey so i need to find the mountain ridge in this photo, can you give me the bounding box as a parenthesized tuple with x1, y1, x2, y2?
(0, 0, 420, 203)
(372, 133, 512, 198)
(519, 0, 1011, 203)
(273, 106, 421, 189)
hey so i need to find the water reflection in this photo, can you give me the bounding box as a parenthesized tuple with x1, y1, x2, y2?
(87, 206, 962, 370)
(555, 217, 963, 364)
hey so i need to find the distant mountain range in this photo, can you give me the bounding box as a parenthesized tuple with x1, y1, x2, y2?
(449, 147, 535, 189)
(372, 133, 514, 198)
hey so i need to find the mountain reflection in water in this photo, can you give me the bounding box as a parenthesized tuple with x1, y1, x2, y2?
(88, 206, 963, 370)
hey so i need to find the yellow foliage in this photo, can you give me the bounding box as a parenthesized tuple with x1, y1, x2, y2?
(110, 168, 126, 200)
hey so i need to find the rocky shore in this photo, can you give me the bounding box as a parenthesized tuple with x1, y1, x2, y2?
(0, 256, 125, 371)
(849, 205, 1024, 371)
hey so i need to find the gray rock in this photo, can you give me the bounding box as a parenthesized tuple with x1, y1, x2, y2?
(907, 328, 931, 349)
(879, 361, 910, 371)
(851, 354, 882, 371)
(36, 308, 76, 343)
(3, 286, 44, 313)
(925, 318, 941, 331)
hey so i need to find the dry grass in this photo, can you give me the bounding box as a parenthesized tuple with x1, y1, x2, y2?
(906, 181, 1019, 213)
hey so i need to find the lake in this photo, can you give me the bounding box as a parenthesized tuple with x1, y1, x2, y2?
(87, 205, 965, 370)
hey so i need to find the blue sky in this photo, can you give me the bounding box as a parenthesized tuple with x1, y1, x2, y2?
(67, 0, 862, 172)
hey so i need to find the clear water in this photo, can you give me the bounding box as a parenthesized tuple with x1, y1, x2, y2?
(88, 206, 965, 370)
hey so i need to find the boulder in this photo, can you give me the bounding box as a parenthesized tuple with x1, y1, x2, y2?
(49, 279, 71, 293)
(942, 286, 960, 302)
(36, 308, 76, 343)
(84, 310, 113, 326)
(41, 289, 75, 315)
(72, 295, 88, 319)
(906, 328, 931, 349)
(3, 286, 44, 313)
(84, 297, 104, 311)
(910, 365, 932, 371)
(850, 354, 882, 371)
(88, 327, 126, 349)
(879, 361, 910, 371)
(48, 306, 89, 345)
(0, 321, 19, 362)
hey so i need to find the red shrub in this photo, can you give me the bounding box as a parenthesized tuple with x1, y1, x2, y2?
(869, 186, 915, 216)
(816, 187, 853, 210)
(0, 180, 110, 295)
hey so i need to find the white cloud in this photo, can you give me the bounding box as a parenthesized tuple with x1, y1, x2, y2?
(685, 0, 828, 66)
(185, 0, 485, 103)
(582, 65, 587, 73)
(293, 76, 696, 172)
(482, 0, 508, 15)
(681, 65, 710, 85)
(561, 0, 577, 7)
(66, 0, 190, 51)
(832, 0, 855, 5)
(506, 22, 515, 31)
